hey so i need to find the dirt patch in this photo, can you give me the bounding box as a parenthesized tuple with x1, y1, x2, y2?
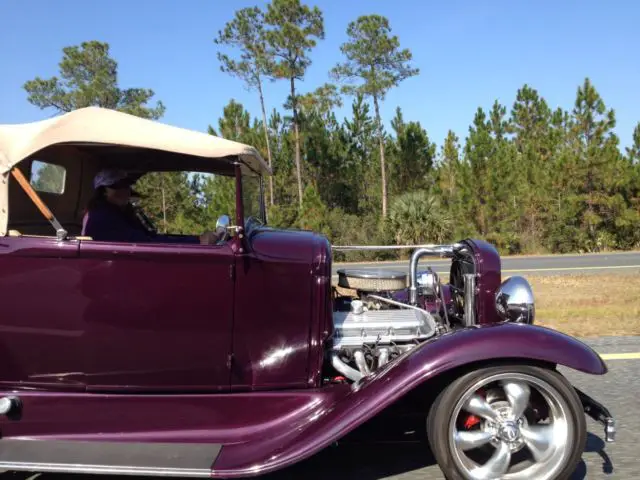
(529, 274, 640, 337)
(333, 274, 640, 337)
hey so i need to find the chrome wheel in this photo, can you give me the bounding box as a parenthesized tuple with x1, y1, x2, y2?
(449, 373, 571, 479)
(427, 365, 585, 480)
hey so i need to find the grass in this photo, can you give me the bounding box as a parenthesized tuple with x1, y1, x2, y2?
(333, 273, 640, 337)
(530, 274, 640, 337)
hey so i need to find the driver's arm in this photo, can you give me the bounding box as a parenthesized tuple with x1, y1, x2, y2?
(151, 230, 224, 245)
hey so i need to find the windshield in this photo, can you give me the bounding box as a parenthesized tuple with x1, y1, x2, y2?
(242, 174, 265, 225)
(131, 171, 265, 235)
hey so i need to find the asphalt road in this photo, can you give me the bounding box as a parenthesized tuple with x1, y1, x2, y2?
(333, 251, 640, 277)
(6, 336, 639, 480)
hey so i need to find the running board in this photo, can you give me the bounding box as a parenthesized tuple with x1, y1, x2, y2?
(575, 387, 616, 442)
(0, 439, 221, 477)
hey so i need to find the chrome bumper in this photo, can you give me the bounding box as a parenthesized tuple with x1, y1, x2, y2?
(575, 387, 616, 442)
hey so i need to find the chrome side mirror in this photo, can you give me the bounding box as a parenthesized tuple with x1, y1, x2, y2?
(216, 214, 231, 231)
(495, 276, 535, 324)
(216, 214, 231, 242)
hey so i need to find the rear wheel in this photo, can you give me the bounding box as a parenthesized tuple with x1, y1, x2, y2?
(427, 365, 586, 480)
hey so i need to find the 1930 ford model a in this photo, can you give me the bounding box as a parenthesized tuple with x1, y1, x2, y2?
(0, 107, 615, 479)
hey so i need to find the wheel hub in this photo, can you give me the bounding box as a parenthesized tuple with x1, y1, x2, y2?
(485, 401, 527, 452)
(498, 421, 520, 442)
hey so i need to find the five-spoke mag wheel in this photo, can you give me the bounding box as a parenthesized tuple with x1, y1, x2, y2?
(427, 365, 586, 480)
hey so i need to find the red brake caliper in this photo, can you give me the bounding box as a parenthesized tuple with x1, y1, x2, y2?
(462, 388, 485, 429)
(464, 414, 482, 429)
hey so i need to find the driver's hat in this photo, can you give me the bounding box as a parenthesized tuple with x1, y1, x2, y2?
(93, 169, 138, 189)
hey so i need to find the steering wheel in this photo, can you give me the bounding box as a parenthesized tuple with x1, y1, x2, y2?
(243, 215, 263, 237)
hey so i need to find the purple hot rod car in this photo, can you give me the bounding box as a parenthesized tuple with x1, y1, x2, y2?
(0, 107, 615, 479)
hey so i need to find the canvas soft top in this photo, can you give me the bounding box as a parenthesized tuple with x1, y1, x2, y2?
(0, 106, 271, 176)
(0, 107, 270, 237)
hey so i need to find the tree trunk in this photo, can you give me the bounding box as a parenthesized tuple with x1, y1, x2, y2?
(257, 79, 274, 206)
(291, 77, 303, 208)
(373, 94, 388, 218)
(161, 174, 168, 233)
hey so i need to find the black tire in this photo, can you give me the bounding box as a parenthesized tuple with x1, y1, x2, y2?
(426, 364, 586, 480)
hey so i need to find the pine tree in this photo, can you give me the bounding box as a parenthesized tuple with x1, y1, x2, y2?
(388, 107, 436, 195)
(438, 130, 461, 209)
(23, 41, 164, 118)
(264, 0, 324, 209)
(298, 184, 330, 236)
(463, 108, 494, 236)
(215, 7, 276, 205)
(627, 122, 640, 164)
(343, 94, 377, 215)
(331, 15, 418, 218)
(569, 78, 622, 250)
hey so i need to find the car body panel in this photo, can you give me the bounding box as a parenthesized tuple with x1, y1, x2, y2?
(0, 236, 85, 390)
(212, 322, 608, 477)
(0, 322, 606, 477)
(231, 228, 332, 390)
(0, 387, 348, 444)
(77, 239, 236, 392)
(465, 238, 502, 324)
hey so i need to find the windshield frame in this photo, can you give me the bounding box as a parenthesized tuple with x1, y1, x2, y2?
(237, 160, 266, 228)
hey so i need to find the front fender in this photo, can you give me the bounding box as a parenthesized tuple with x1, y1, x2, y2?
(212, 323, 605, 477)
(346, 323, 606, 432)
(365, 322, 607, 387)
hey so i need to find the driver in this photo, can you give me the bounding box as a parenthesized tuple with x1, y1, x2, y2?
(82, 169, 224, 245)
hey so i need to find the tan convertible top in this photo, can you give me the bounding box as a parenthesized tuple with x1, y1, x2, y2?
(0, 107, 270, 237)
(0, 106, 271, 176)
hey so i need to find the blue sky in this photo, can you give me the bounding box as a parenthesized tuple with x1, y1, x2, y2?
(1, 0, 639, 150)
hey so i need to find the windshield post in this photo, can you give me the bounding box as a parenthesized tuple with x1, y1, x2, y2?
(259, 175, 267, 225)
(234, 163, 244, 235)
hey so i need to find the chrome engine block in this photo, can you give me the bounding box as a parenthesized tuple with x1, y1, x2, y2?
(328, 242, 537, 383)
(332, 308, 436, 350)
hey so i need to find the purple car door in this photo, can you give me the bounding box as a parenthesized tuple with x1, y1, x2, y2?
(78, 239, 235, 392)
(0, 236, 86, 390)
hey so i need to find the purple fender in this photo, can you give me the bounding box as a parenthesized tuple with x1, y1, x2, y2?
(212, 322, 606, 477)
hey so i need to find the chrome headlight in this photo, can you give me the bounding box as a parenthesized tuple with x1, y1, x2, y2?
(495, 276, 535, 324)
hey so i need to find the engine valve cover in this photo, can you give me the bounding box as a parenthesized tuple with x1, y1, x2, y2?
(332, 308, 436, 349)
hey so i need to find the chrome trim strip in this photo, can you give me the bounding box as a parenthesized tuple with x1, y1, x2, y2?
(332, 243, 461, 253)
(463, 273, 476, 327)
(0, 462, 211, 477)
(0, 439, 219, 477)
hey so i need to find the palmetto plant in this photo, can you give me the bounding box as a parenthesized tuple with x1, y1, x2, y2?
(387, 191, 452, 245)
